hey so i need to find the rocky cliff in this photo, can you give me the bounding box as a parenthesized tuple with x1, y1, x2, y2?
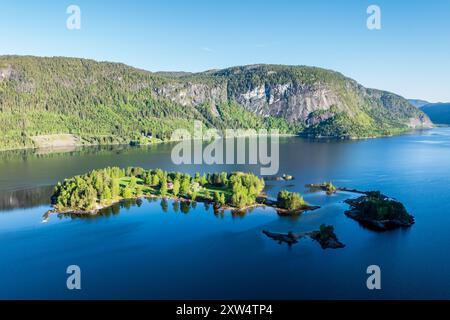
(154, 64, 432, 136)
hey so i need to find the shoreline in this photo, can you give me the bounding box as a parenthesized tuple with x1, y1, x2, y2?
(0, 133, 296, 153)
(43, 195, 321, 218)
(45, 193, 320, 218)
(0, 127, 436, 153)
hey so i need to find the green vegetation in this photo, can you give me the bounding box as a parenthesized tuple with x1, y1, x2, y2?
(344, 191, 414, 230)
(213, 191, 226, 206)
(52, 167, 126, 211)
(51, 167, 264, 212)
(348, 191, 412, 222)
(0, 56, 430, 150)
(276, 190, 306, 211)
(229, 172, 265, 208)
(309, 224, 346, 249)
(306, 182, 337, 195)
(0, 57, 297, 151)
(317, 225, 336, 242)
(323, 181, 337, 194)
(302, 105, 414, 138)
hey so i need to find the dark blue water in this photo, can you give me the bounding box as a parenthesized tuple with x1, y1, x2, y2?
(0, 128, 450, 299)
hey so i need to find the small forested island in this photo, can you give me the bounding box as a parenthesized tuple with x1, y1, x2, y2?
(344, 191, 415, 231)
(270, 190, 320, 214)
(263, 224, 345, 249)
(50, 168, 414, 234)
(51, 167, 268, 214)
(306, 182, 337, 195)
(50, 167, 319, 216)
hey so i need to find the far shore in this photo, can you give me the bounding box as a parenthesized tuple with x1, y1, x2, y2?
(0, 127, 436, 153)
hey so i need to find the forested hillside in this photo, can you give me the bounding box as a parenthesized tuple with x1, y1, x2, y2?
(0, 56, 431, 150)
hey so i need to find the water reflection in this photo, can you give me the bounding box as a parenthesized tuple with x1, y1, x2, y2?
(53, 197, 275, 221)
(0, 186, 54, 212)
(0, 144, 150, 162)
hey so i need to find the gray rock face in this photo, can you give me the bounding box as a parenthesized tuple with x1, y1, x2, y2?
(151, 64, 432, 130)
(0, 65, 13, 82)
(233, 82, 342, 122)
(0, 64, 34, 93)
(154, 82, 227, 107)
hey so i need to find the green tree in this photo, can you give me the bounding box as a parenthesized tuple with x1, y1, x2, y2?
(213, 191, 226, 206)
(172, 179, 180, 197)
(135, 185, 143, 197)
(121, 187, 133, 199)
(277, 190, 305, 211)
(129, 176, 137, 189)
(152, 174, 160, 186)
(111, 178, 120, 199)
(181, 176, 191, 195)
(143, 172, 152, 185)
(101, 185, 112, 202)
(220, 172, 228, 186)
(200, 174, 208, 186)
(93, 173, 105, 198)
(160, 177, 168, 196)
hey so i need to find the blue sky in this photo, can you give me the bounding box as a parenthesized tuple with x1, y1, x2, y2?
(0, 0, 449, 102)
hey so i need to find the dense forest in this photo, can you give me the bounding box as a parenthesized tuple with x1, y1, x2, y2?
(0, 56, 432, 150)
(51, 167, 265, 211)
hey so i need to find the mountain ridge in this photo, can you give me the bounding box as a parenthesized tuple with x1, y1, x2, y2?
(420, 103, 450, 125)
(0, 55, 432, 150)
(408, 99, 430, 108)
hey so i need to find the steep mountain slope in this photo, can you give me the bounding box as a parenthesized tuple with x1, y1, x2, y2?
(0, 56, 432, 150)
(420, 103, 450, 125)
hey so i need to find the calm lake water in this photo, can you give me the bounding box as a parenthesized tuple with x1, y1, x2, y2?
(1, 128, 450, 299)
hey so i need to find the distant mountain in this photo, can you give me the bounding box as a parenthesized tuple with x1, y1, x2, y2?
(408, 99, 430, 108)
(420, 103, 450, 125)
(0, 56, 432, 150)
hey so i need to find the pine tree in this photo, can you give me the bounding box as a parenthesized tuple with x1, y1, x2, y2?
(121, 187, 133, 199)
(135, 185, 143, 197)
(172, 179, 180, 197)
(144, 172, 152, 185)
(111, 178, 120, 199)
(101, 185, 112, 202)
(129, 176, 137, 189)
(181, 176, 191, 195)
(160, 177, 168, 196)
(152, 174, 160, 186)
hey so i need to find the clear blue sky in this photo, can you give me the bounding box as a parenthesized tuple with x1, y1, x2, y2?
(0, 0, 448, 102)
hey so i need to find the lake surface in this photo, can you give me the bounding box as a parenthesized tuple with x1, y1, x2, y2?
(1, 128, 450, 299)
